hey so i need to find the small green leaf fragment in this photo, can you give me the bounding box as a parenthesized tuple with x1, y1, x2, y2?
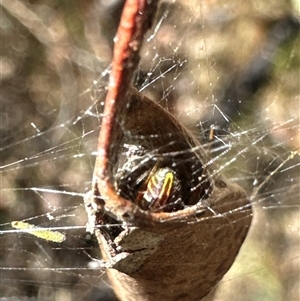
(11, 221, 66, 243)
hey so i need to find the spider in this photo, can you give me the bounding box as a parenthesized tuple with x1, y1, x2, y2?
(136, 166, 182, 212)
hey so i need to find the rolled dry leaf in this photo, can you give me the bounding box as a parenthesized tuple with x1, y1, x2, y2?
(87, 89, 252, 301)
(94, 178, 251, 301)
(86, 2, 253, 299)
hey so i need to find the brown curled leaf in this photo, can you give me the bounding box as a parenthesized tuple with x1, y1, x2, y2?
(84, 1, 253, 300)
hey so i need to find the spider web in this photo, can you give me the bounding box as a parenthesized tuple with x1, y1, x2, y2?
(1, 1, 299, 301)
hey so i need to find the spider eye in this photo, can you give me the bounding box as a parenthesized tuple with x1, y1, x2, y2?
(137, 167, 182, 211)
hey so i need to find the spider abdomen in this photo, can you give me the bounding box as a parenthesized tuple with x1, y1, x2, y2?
(138, 167, 182, 211)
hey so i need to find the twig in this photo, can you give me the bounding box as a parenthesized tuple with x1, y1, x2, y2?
(91, 0, 160, 224)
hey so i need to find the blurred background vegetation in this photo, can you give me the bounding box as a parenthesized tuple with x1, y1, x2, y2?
(1, 0, 299, 300)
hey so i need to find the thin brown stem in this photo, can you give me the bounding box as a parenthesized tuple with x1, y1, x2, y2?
(91, 0, 159, 223)
(94, 0, 158, 180)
